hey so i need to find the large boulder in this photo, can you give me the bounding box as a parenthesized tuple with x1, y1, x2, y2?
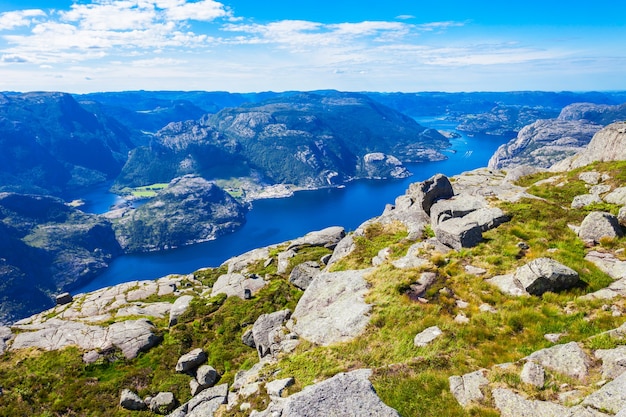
(251, 309, 292, 359)
(120, 389, 147, 411)
(287, 226, 346, 251)
(279, 369, 400, 417)
(289, 261, 321, 290)
(578, 211, 624, 243)
(291, 269, 372, 346)
(514, 258, 579, 296)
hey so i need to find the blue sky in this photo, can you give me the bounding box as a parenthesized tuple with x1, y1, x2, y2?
(0, 0, 624, 93)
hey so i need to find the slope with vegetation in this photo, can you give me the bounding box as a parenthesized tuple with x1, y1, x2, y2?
(0, 145, 625, 415)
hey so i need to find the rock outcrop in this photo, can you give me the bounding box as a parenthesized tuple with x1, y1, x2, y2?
(552, 122, 626, 171)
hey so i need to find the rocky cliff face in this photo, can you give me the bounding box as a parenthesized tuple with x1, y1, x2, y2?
(0, 192, 122, 323)
(551, 122, 626, 171)
(112, 175, 247, 253)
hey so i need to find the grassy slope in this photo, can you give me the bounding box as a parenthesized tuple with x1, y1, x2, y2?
(1, 161, 625, 416)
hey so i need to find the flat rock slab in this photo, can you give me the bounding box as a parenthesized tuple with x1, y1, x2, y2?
(526, 342, 590, 380)
(582, 371, 626, 413)
(291, 269, 372, 346)
(280, 369, 400, 417)
(287, 226, 345, 251)
(11, 318, 159, 359)
(211, 273, 266, 299)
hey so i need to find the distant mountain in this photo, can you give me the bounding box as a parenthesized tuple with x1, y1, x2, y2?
(0, 192, 122, 323)
(114, 91, 449, 193)
(0, 92, 136, 196)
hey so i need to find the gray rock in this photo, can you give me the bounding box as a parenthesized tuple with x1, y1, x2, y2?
(289, 261, 321, 290)
(184, 383, 228, 417)
(55, 292, 73, 305)
(211, 273, 266, 299)
(527, 342, 590, 380)
(579, 171, 602, 185)
(449, 370, 489, 407)
(619, 206, 626, 227)
(169, 295, 194, 327)
(434, 218, 483, 250)
(176, 348, 207, 373)
(429, 195, 487, 226)
(579, 212, 624, 243)
(291, 269, 372, 346)
(521, 361, 545, 387)
(120, 389, 147, 411)
(514, 258, 580, 296)
(414, 325, 443, 347)
(287, 226, 346, 251)
(407, 173, 454, 215)
(493, 388, 607, 417)
(252, 309, 291, 358)
(266, 377, 295, 398)
(196, 365, 219, 388)
(571, 194, 602, 209)
(605, 187, 626, 205)
(595, 346, 626, 379)
(241, 328, 255, 348)
(150, 392, 176, 415)
(280, 369, 400, 417)
(582, 371, 626, 413)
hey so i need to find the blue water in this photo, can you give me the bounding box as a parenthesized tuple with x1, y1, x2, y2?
(72, 119, 508, 294)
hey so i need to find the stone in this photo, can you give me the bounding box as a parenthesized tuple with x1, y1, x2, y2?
(605, 187, 626, 205)
(579, 212, 624, 243)
(241, 328, 255, 348)
(252, 309, 291, 358)
(514, 258, 580, 296)
(291, 269, 372, 346)
(266, 377, 295, 398)
(287, 226, 346, 251)
(289, 261, 321, 290)
(55, 292, 73, 305)
(449, 370, 489, 407)
(196, 365, 219, 388)
(280, 369, 400, 417)
(571, 194, 602, 209)
(184, 383, 228, 417)
(169, 295, 194, 327)
(579, 171, 602, 185)
(527, 342, 590, 380)
(120, 389, 147, 411)
(408, 173, 454, 215)
(595, 346, 626, 379)
(434, 218, 483, 250)
(211, 273, 266, 299)
(176, 348, 207, 373)
(619, 206, 626, 227)
(582, 371, 626, 413)
(521, 361, 545, 387)
(150, 392, 176, 415)
(414, 326, 443, 347)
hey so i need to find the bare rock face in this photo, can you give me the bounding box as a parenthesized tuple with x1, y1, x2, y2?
(279, 369, 400, 417)
(578, 211, 624, 243)
(291, 269, 372, 346)
(552, 122, 626, 171)
(488, 119, 602, 170)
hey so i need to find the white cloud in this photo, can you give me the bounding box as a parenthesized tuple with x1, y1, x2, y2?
(0, 9, 46, 30)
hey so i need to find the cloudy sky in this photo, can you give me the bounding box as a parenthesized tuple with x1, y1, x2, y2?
(0, 0, 625, 93)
